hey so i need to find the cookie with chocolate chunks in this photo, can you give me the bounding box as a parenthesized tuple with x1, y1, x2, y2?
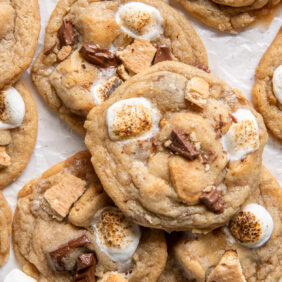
(85, 61, 267, 232)
(13, 151, 167, 282)
(31, 0, 208, 135)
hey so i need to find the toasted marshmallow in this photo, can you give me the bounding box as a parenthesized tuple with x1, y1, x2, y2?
(98, 271, 128, 282)
(221, 109, 259, 161)
(92, 207, 141, 264)
(0, 87, 25, 130)
(272, 65, 282, 104)
(91, 76, 122, 105)
(229, 203, 274, 248)
(4, 269, 37, 282)
(107, 97, 160, 142)
(115, 2, 164, 41)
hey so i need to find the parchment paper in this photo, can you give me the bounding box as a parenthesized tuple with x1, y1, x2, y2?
(0, 0, 281, 279)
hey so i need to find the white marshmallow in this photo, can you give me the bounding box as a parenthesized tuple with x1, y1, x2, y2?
(221, 109, 259, 161)
(107, 97, 160, 142)
(230, 203, 274, 248)
(92, 207, 141, 264)
(4, 269, 37, 282)
(115, 2, 164, 41)
(272, 65, 282, 104)
(0, 87, 25, 130)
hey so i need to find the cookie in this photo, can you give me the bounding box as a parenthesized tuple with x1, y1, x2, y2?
(0, 80, 38, 189)
(31, 0, 208, 135)
(0, 0, 40, 89)
(173, 0, 281, 32)
(252, 27, 282, 141)
(0, 191, 12, 266)
(85, 61, 268, 232)
(163, 166, 281, 281)
(12, 151, 167, 282)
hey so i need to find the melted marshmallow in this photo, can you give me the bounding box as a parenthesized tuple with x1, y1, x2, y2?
(107, 97, 160, 142)
(0, 87, 25, 130)
(221, 109, 259, 161)
(115, 2, 164, 41)
(4, 269, 37, 282)
(272, 65, 282, 104)
(229, 203, 274, 248)
(92, 207, 141, 264)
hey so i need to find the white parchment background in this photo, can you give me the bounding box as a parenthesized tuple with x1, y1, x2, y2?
(1, 0, 281, 279)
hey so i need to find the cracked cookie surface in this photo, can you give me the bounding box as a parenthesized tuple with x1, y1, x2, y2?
(12, 151, 167, 282)
(0, 0, 40, 89)
(0, 80, 38, 189)
(85, 61, 268, 232)
(252, 27, 282, 141)
(31, 0, 208, 135)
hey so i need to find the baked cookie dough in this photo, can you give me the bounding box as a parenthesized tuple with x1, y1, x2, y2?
(0, 191, 12, 266)
(164, 166, 281, 282)
(31, 0, 208, 135)
(0, 0, 40, 89)
(0, 80, 38, 189)
(252, 27, 282, 141)
(85, 61, 268, 231)
(173, 0, 281, 32)
(12, 151, 167, 282)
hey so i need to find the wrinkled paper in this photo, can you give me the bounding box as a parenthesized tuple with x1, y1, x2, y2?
(0, 0, 281, 279)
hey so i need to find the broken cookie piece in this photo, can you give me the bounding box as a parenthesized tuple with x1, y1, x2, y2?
(207, 250, 246, 282)
(0, 147, 11, 168)
(185, 77, 210, 107)
(115, 39, 156, 74)
(42, 173, 86, 220)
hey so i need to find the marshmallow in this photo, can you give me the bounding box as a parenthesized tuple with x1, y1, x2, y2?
(221, 109, 259, 161)
(92, 207, 141, 264)
(229, 203, 274, 248)
(0, 87, 25, 130)
(115, 2, 164, 41)
(4, 269, 37, 282)
(107, 97, 160, 142)
(98, 272, 128, 282)
(272, 65, 282, 104)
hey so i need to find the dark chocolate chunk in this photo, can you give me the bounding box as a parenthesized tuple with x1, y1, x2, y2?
(153, 44, 172, 65)
(58, 19, 75, 46)
(199, 188, 224, 214)
(44, 42, 57, 55)
(197, 64, 211, 73)
(47, 235, 90, 272)
(79, 44, 118, 68)
(167, 128, 199, 160)
(74, 253, 96, 282)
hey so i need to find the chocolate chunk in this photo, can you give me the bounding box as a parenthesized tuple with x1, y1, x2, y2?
(199, 188, 224, 214)
(167, 128, 199, 160)
(229, 113, 238, 123)
(74, 253, 96, 282)
(153, 44, 172, 65)
(44, 42, 57, 55)
(79, 44, 118, 68)
(58, 19, 75, 46)
(197, 64, 211, 73)
(47, 235, 90, 272)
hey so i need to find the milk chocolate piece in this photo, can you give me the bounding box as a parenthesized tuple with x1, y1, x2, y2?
(79, 44, 118, 68)
(153, 44, 172, 64)
(168, 128, 199, 160)
(44, 42, 56, 55)
(197, 64, 211, 73)
(75, 253, 96, 282)
(74, 266, 96, 282)
(58, 19, 75, 46)
(47, 235, 90, 272)
(200, 188, 224, 214)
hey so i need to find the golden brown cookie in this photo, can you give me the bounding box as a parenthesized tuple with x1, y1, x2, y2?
(85, 61, 268, 232)
(252, 27, 282, 141)
(12, 151, 167, 282)
(0, 191, 12, 266)
(173, 0, 281, 32)
(164, 166, 281, 281)
(0, 0, 40, 89)
(31, 0, 208, 135)
(0, 80, 38, 189)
